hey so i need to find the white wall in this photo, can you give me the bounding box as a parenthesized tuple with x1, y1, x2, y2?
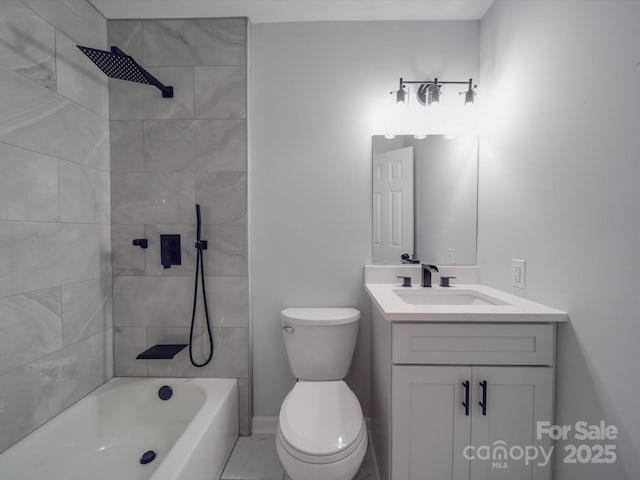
(479, 1, 640, 478)
(251, 20, 480, 416)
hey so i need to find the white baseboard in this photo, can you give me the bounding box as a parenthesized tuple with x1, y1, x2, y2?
(251, 416, 278, 434)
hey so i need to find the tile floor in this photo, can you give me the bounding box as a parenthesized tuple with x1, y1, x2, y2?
(221, 433, 378, 480)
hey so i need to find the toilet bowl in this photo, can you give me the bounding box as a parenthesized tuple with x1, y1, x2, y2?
(277, 308, 366, 480)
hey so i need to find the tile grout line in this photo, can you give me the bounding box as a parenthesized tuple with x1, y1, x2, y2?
(0, 140, 110, 174)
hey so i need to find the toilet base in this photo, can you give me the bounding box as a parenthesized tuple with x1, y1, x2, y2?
(276, 427, 367, 480)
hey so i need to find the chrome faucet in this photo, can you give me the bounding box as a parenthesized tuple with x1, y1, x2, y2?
(421, 264, 439, 287)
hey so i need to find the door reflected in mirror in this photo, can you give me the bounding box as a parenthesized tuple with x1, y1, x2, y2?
(372, 135, 478, 265)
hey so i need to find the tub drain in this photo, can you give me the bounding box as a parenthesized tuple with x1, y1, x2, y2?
(140, 450, 156, 465)
(158, 385, 173, 400)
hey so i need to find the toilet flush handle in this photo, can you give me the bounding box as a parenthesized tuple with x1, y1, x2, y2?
(282, 326, 294, 334)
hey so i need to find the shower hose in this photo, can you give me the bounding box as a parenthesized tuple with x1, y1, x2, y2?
(189, 204, 214, 367)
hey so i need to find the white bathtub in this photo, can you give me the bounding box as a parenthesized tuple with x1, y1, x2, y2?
(0, 377, 238, 480)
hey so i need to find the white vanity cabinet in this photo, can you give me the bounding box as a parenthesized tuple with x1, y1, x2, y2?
(370, 308, 558, 480)
(392, 365, 553, 480)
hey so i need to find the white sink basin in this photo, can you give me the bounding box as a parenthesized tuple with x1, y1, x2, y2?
(393, 289, 508, 306)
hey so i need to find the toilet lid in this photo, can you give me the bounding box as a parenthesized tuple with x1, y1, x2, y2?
(281, 308, 360, 326)
(279, 381, 364, 457)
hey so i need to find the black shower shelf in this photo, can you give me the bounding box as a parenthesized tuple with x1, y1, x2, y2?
(136, 344, 187, 360)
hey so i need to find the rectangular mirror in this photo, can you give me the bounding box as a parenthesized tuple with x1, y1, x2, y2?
(372, 135, 478, 265)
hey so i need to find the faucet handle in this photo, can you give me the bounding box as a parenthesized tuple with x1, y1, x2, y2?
(440, 276, 456, 287)
(396, 276, 412, 288)
(401, 253, 420, 264)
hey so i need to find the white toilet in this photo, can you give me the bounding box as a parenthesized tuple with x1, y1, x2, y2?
(276, 308, 367, 480)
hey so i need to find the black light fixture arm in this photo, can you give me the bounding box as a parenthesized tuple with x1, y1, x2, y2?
(398, 77, 474, 87)
(391, 77, 408, 103)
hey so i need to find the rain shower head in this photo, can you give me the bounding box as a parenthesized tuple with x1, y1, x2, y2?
(77, 45, 174, 98)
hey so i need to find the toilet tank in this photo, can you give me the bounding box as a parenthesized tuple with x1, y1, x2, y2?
(281, 308, 360, 381)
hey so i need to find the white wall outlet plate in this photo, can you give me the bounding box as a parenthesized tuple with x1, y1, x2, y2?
(512, 258, 526, 288)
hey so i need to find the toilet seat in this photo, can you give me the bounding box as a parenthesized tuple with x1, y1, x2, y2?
(277, 422, 366, 465)
(278, 381, 365, 463)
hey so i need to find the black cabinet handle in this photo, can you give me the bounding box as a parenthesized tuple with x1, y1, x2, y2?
(478, 380, 487, 416)
(462, 381, 470, 416)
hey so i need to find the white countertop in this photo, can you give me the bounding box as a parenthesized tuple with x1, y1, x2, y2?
(365, 283, 568, 323)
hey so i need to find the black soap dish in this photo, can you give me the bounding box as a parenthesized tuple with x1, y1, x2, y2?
(136, 344, 188, 360)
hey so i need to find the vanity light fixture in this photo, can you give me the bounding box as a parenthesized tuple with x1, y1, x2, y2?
(392, 77, 477, 106)
(393, 78, 408, 104)
(463, 78, 476, 105)
(417, 80, 441, 105)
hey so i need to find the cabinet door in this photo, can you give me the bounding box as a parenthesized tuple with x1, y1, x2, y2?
(470, 367, 554, 480)
(392, 366, 471, 480)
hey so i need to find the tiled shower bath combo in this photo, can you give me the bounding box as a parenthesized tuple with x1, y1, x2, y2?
(0, 1, 250, 464)
(108, 18, 250, 434)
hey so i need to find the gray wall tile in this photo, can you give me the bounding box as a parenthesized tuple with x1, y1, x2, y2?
(206, 276, 249, 327)
(111, 173, 195, 224)
(61, 277, 113, 346)
(204, 224, 248, 276)
(146, 326, 195, 346)
(113, 276, 191, 328)
(0, 68, 110, 171)
(0, 143, 59, 222)
(59, 161, 110, 224)
(0, 222, 111, 297)
(109, 67, 194, 120)
(0, 330, 111, 453)
(147, 327, 248, 378)
(111, 225, 146, 275)
(142, 19, 246, 67)
(113, 326, 147, 376)
(195, 172, 247, 225)
(0, 288, 62, 376)
(108, 20, 142, 63)
(113, 276, 247, 328)
(195, 66, 246, 119)
(0, 0, 56, 90)
(110, 121, 144, 173)
(16, 223, 111, 293)
(20, 0, 107, 48)
(104, 327, 114, 379)
(0, 222, 17, 298)
(144, 119, 246, 172)
(237, 378, 251, 436)
(55, 30, 109, 117)
(0, 0, 111, 454)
